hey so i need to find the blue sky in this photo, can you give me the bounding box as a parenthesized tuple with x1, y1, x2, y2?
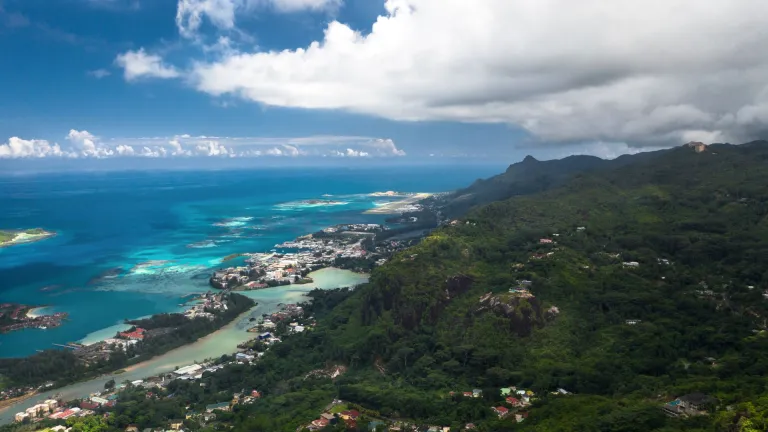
(1, 0, 766, 167)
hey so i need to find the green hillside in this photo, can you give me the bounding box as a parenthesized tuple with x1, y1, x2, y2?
(12, 141, 768, 432)
(188, 140, 768, 431)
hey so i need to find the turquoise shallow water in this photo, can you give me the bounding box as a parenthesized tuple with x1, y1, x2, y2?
(0, 165, 503, 357)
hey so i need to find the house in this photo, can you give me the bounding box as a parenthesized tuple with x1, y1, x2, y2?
(663, 393, 714, 417)
(462, 391, 473, 397)
(465, 424, 476, 430)
(169, 420, 184, 430)
(500, 387, 512, 396)
(80, 401, 100, 410)
(205, 402, 231, 413)
(320, 413, 336, 424)
(340, 410, 360, 420)
(493, 406, 509, 418)
(625, 319, 642, 325)
(472, 389, 482, 398)
(623, 261, 640, 267)
(258, 332, 272, 340)
(251, 390, 262, 398)
(311, 418, 329, 429)
(515, 412, 529, 423)
(119, 328, 146, 340)
(125, 426, 139, 432)
(539, 238, 553, 244)
(576, 227, 586, 231)
(506, 397, 521, 406)
(680, 393, 714, 411)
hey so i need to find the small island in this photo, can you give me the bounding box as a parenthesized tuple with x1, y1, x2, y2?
(0, 228, 56, 248)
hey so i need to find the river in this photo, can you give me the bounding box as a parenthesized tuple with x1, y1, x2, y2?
(0, 268, 368, 424)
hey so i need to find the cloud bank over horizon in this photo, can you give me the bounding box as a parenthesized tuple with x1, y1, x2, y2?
(114, 0, 768, 150)
(0, 130, 406, 159)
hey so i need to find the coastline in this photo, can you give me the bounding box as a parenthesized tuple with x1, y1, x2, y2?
(364, 193, 432, 214)
(0, 392, 37, 410)
(0, 268, 369, 423)
(25, 307, 49, 319)
(0, 230, 56, 249)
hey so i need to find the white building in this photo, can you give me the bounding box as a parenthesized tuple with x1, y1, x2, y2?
(174, 364, 203, 376)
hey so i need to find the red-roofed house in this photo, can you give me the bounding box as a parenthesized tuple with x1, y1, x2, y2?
(506, 397, 521, 406)
(80, 401, 99, 410)
(119, 327, 146, 340)
(311, 418, 329, 428)
(493, 406, 509, 418)
(340, 410, 360, 420)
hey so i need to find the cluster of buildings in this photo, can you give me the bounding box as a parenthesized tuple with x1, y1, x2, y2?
(493, 387, 538, 421)
(183, 292, 228, 320)
(0, 303, 69, 333)
(14, 399, 59, 422)
(305, 408, 361, 431)
(210, 252, 318, 290)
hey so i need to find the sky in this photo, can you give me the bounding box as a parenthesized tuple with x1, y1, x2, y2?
(1, 0, 768, 168)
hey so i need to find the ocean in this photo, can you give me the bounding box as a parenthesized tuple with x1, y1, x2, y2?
(0, 165, 502, 357)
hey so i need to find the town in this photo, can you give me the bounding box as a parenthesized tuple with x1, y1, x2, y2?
(0, 303, 68, 334)
(209, 223, 406, 291)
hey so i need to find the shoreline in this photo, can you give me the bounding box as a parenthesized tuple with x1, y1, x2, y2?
(0, 230, 56, 249)
(364, 193, 432, 214)
(0, 392, 37, 410)
(0, 268, 369, 423)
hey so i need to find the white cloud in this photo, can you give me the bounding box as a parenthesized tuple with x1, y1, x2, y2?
(365, 138, 405, 156)
(66, 129, 115, 158)
(185, 0, 768, 147)
(175, 0, 338, 39)
(87, 69, 111, 79)
(247, 0, 341, 13)
(176, 0, 238, 39)
(115, 48, 179, 81)
(115, 144, 135, 155)
(264, 144, 302, 156)
(345, 148, 368, 157)
(195, 140, 231, 156)
(0, 132, 405, 159)
(0, 137, 67, 158)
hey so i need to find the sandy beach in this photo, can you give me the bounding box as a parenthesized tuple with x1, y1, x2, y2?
(364, 193, 432, 214)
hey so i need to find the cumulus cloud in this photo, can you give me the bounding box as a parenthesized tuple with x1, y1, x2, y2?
(264, 144, 302, 156)
(66, 129, 116, 158)
(115, 48, 179, 81)
(195, 140, 232, 156)
(0, 137, 67, 158)
(181, 0, 768, 147)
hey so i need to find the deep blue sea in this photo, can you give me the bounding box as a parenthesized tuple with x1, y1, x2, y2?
(0, 165, 502, 357)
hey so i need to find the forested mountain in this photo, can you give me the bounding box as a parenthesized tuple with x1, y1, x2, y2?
(434, 146, 671, 217)
(14, 141, 768, 432)
(242, 140, 768, 431)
